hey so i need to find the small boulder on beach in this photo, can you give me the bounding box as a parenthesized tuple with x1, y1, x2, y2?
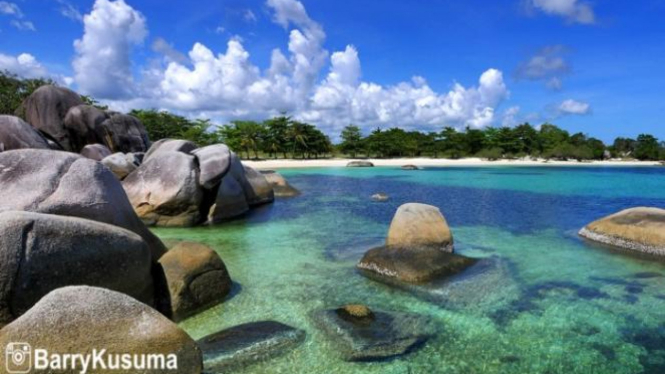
(347, 160, 374, 167)
(579, 207, 665, 256)
(0, 286, 202, 373)
(312, 305, 434, 361)
(158, 241, 232, 321)
(198, 321, 305, 372)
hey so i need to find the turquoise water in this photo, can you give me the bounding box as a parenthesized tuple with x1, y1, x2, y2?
(154, 166, 665, 374)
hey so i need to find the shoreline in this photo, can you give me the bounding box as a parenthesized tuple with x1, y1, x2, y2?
(243, 157, 663, 169)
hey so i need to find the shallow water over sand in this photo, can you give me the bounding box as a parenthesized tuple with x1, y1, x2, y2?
(154, 166, 665, 374)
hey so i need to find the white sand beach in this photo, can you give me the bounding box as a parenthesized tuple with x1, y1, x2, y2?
(243, 158, 663, 169)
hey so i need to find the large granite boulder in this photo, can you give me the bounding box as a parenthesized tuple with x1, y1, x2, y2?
(0, 286, 202, 373)
(312, 305, 434, 361)
(358, 245, 477, 284)
(101, 112, 151, 153)
(158, 242, 232, 321)
(347, 160, 374, 167)
(0, 211, 154, 326)
(80, 143, 112, 161)
(198, 321, 305, 372)
(579, 207, 665, 256)
(123, 151, 203, 227)
(386, 203, 453, 251)
(208, 175, 249, 223)
(192, 144, 232, 189)
(101, 152, 137, 180)
(0, 115, 50, 151)
(63, 105, 108, 152)
(0, 149, 166, 260)
(261, 170, 301, 197)
(20, 85, 83, 151)
(144, 138, 198, 161)
(243, 165, 275, 206)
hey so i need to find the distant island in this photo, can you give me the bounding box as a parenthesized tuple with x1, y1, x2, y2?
(3, 71, 664, 163)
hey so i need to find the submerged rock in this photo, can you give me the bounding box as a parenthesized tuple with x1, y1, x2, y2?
(0, 149, 166, 260)
(158, 241, 232, 321)
(0, 286, 202, 373)
(358, 245, 477, 284)
(80, 143, 112, 161)
(386, 203, 453, 251)
(371, 193, 389, 202)
(579, 207, 665, 256)
(0, 115, 50, 151)
(347, 160, 374, 167)
(0, 211, 154, 326)
(261, 170, 301, 197)
(20, 85, 84, 151)
(401, 164, 421, 170)
(198, 321, 305, 372)
(123, 151, 203, 227)
(312, 306, 434, 361)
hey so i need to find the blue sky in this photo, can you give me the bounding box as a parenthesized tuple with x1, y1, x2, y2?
(1, 0, 664, 143)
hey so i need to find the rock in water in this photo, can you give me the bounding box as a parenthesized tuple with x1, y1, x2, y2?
(0, 115, 50, 151)
(80, 143, 112, 161)
(158, 242, 232, 321)
(386, 203, 453, 251)
(0, 286, 202, 373)
(243, 165, 275, 206)
(371, 193, 389, 202)
(0, 211, 154, 326)
(192, 144, 232, 189)
(123, 151, 203, 227)
(312, 306, 434, 361)
(401, 164, 421, 170)
(198, 321, 305, 372)
(144, 138, 198, 161)
(347, 160, 374, 167)
(261, 170, 301, 197)
(101, 152, 138, 180)
(0, 149, 166, 260)
(20, 85, 83, 151)
(579, 207, 665, 256)
(208, 175, 249, 223)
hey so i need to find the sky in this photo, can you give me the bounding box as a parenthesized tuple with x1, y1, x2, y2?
(1, 0, 664, 143)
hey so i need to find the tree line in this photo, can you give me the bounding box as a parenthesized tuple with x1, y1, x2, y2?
(2, 70, 665, 161)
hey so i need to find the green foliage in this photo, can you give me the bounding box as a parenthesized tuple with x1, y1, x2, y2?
(477, 147, 503, 161)
(340, 125, 363, 157)
(129, 109, 221, 147)
(634, 134, 660, 160)
(0, 70, 56, 117)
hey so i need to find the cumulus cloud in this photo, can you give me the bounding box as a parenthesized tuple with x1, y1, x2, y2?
(73, 0, 147, 99)
(527, 0, 595, 24)
(558, 99, 590, 115)
(516, 45, 570, 89)
(502, 106, 521, 127)
(0, 53, 48, 78)
(72, 0, 510, 134)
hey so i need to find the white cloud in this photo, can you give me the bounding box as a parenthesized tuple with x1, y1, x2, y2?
(215, 26, 226, 34)
(558, 99, 590, 115)
(73, 0, 147, 99)
(0, 1, 21, 17)
(152, 37, 188, 64)
(68, 0, 510, 135)
(243, 9, 257, 23)
(528, 0, 595, 24)
(502, 106, 521, 127)
(10, 19, 35, 31)
(0, 53, 48, 78)
(56, 0, 83, 22)
(516, 45, 570, 89)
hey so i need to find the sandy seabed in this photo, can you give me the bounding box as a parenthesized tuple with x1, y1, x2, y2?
(243, 157, 662, 169)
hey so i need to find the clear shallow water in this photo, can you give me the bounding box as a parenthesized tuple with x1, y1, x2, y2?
(154, 166, 665, 374)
